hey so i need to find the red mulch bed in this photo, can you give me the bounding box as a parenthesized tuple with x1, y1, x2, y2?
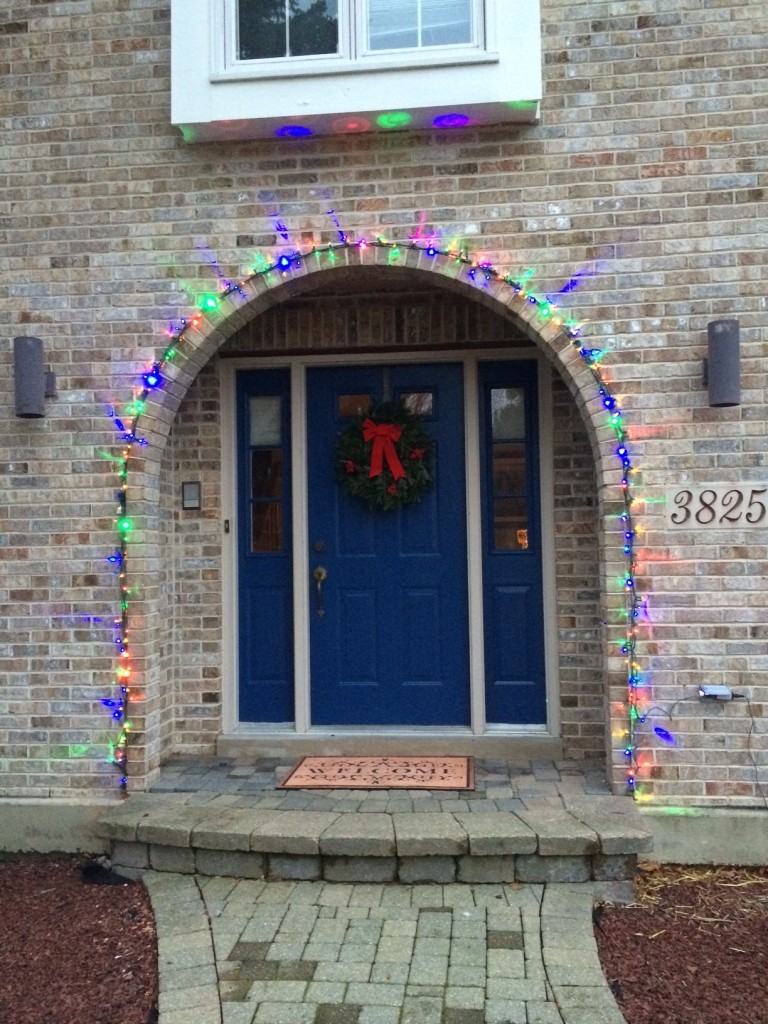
(595, 863, 768, 1024)
(0, 854, 158, 1024)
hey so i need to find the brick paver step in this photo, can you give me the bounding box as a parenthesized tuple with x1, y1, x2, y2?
(97, 759, 652, 884)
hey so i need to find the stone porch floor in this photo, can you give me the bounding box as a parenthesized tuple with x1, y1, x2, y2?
(150, 756, 613, 805)
(97, 757, 653, 885)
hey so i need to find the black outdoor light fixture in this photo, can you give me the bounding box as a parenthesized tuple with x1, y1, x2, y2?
(13, 335, 57, 418)
(705, 318, 741, 407)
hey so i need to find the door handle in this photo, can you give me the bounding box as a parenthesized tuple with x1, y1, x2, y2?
(312, 566, 327, 618)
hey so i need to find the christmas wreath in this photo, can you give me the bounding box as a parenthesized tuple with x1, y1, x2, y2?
(336, 401, 433, 511)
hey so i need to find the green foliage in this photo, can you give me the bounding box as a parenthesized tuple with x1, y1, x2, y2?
(336, 402, 433, 512)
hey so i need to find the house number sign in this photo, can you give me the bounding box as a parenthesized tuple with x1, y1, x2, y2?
(666, 485, 768, 527)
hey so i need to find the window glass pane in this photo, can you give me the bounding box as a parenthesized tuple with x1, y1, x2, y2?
(250, 396, 281, 446)
(369, 0, 471, 51)
(238, 0, 286, 59)
(369, 0, 418, 50)
(338, 394, 372, 418)
(490, 388, 525, 440)
(238, 0, 338, 60)
(251, 450, 282, 499)
(290, 0, 339, 56)
(252, 503, 282, 552)
(422, 0, 472, 46)
(401, 391, 434, 416)
(492, 442, 526, 495)
(493, 498, 528, 551)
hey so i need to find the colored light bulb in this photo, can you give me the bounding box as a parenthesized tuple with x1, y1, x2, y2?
(376, 111, 412, 129)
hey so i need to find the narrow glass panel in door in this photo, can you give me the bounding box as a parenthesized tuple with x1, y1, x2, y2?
(236, 369, 294, 722)
(479, 361, 546, 724)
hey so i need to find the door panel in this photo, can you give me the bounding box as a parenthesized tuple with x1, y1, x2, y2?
(402, 587, 442, 683)
(236, 369, 294, 723)
(492, 585, 532, 676)
(307, 363, 470, 726)
(338, 588, 378, 683)
(479, 361, 546, 724)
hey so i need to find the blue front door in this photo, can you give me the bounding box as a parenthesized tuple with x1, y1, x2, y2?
(306, 364, 470, 726)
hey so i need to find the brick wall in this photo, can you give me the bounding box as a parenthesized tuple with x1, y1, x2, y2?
(168, 363, 224, 754)
(551, 378, 603, 759)
(0, 0, 765, 804)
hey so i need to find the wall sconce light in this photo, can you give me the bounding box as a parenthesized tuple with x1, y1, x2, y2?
(705, 319, 740, 407)
(181, 481, 202, 510)
(14, 336, 53, 418)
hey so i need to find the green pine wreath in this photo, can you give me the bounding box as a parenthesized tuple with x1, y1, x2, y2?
(336, 401, 434, 511)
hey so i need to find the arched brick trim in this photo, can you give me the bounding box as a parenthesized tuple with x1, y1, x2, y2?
(141, 246, 610, 459)
(124, 245, 629, 792)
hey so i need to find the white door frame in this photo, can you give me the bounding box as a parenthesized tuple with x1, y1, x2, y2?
(220, 349, 560, 740)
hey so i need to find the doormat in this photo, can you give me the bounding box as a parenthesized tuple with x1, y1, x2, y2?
(278, 756, 474, 790)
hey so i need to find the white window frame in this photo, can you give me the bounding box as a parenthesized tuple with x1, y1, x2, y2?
(212, 0, 494, 82)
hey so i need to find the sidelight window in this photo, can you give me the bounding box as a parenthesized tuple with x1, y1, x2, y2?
(489, 388, 529, 551)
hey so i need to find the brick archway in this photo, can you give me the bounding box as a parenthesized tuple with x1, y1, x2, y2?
(140, 246, 606, 457)
(124, 246, 627, 792)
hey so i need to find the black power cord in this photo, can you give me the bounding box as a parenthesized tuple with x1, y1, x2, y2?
(637, 693, 767, 811)
(731, 694, 768, 811)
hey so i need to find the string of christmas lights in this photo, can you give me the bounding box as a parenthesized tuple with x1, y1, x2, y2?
(575, 347, 644, 792)
(103, 233, 647, 794)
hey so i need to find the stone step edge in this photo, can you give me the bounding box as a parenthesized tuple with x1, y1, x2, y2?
(109, 839, 640, 884)
(96, 804, 653, 863)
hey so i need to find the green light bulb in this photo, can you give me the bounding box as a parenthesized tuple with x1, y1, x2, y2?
(376, 111, 412, 130)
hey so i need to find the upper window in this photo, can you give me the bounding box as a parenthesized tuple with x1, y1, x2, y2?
(171, 0, 542, 142)
(227, 0, 483, 76)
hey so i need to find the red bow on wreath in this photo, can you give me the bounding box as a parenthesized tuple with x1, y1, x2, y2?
(362, 419, 406, 481)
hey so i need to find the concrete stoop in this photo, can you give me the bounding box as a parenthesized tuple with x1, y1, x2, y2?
(96, 795, 653, 885)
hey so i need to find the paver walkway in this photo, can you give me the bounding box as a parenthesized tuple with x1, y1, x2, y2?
(147, 874, 629, 1024)
(113, 758, 636, 1021)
